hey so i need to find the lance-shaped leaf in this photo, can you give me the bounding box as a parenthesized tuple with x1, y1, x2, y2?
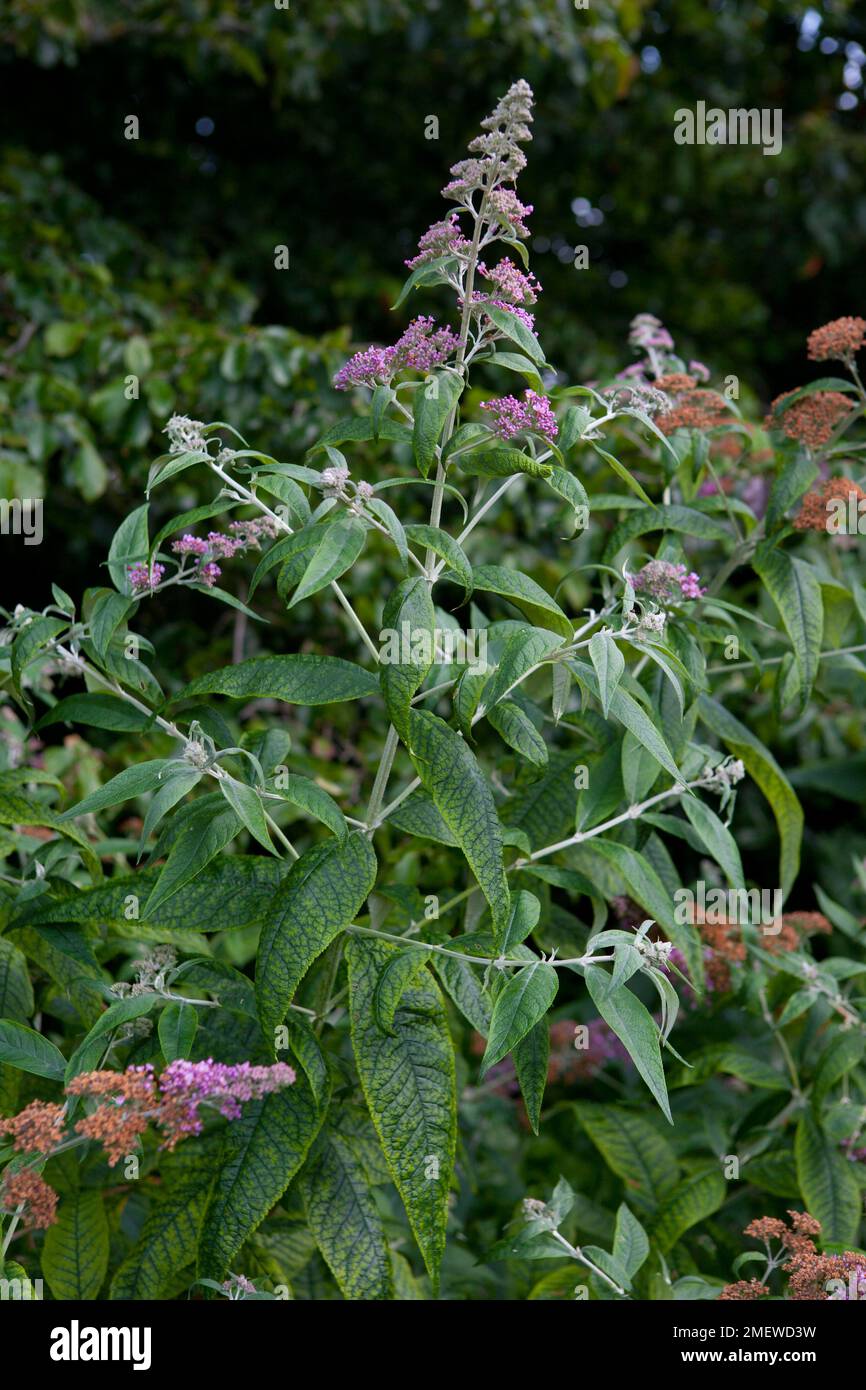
(457, 447, 552, 479)
(173, 654, 379, 706)
(256, 833, 377, 1036)
(347, 937, 456, 1288)
(107, 503, 149, 594)
(300, 1128, 394, 1300)
(795, 1113, 860, 1244)
(404, 523, 472, 595)
(481, 961, 558, 1074)
(754, 543, 823, 706)
(58, 760, 168, 821)
(113, 1173, 212, 1299)
(480, 626, 563, 713)
(487, 700, 548, 767)
(697, 694, 802, 898)
(143, 803, 241, 917)
(513, 1020, 550, 1134)
(0, 1020, 66, 1081)
(413, 371, 464, 479)
(198, 1066, 328, 1281)
(682, 795, 745, 891)
(379, 576, 436, 738)
(42, 1191, 109, 1301)
(289, 515, 367, 608)
(473, 564, 572, 639)
(588, 630, 625, 719)
(585, 965, 672, 1123)
(19, 854, 284, 934)
(405, 709, 510, 944)
(651, 1168, 726, 1253)
(568, 659, 682, 782)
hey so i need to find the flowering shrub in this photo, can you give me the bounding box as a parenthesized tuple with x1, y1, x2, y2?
(2, 80, 866, 1303)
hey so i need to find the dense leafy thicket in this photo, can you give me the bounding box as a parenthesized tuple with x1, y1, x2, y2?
(2, 69, 866, 1305)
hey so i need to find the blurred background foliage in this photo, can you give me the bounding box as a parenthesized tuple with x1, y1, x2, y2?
(1, 0, 864, 582)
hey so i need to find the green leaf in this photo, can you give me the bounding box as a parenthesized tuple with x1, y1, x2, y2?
(588, 630, 625, 719)
(390, 254, 458, 310)
(143, 804, 241, 916)
(18, 855, 284, 934)
(486, 700, 548, 766)
(300, 1129, 394, 1300)
(483, 305, 546, 365)
(574, 1102, 678, 1213)
(582, 840, 699, 979)
(65, 993, 162, 1082)
(413, 371, 464, 479)
(569, 659, 682, 782)
(373, 948, 432, 1036)
(35, 693, 150, 734)
(651, 1168, 726, 1253)
(0, 1020, 66, 1080)
(272, 772, 347, 839)
(256, 833, 377, 1036)
(481, 962, 558, 1074)
(59, 760, 169, 821)
(346, 937, 456, 1288)
(0, 936, 34, 1022)
(107, 504, 150, 596)
(584, 966, 672, 1122)
(473, 564, 572, 639)
(754, 544, 824, 704)
(812, 1033, 866, 1110)
(513, 1020, 550, 1134)
(173, 654, 379, 706)
(481, 626, 562, 712)
(405, 709, 510, 944)
(198, 1068, 328, 1281)
(289, 516, 367, 607)
(0, 787, 101, 880)
(588, 442, 653, 504)
(159, 1003, 198, 1063)
(404, 523, 472, 594)
(310, 417, 412, 452)
(220, 779, 276, 855)
(682, 795, 745, 891)
(613, 1203, 650, 1280)
(697, 695, 803, 898)
(379, 576, 436, 738)
(112, 1172, 211, 1298)
(603, 503, 729, 563)
(765, 454, 819, 532)
(42, 1191, 109, 1300)
(458, 447, 552, 480)
(795, 1112, 861, 1244)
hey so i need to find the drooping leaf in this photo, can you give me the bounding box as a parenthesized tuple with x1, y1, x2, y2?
(256, 833, 377, 1037)
(300, 1129, 394, 1300)
(346, 937, 456, 1288)
(42, 1191, 109, 1300)
(173, 655, 379, 707)
(405, 709, 510, 944)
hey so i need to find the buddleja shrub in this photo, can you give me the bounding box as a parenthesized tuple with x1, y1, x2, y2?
(2, 80, 866, 1303)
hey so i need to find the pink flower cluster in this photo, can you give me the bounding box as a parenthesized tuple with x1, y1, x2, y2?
(405, 212, 471, 270)
(333, 316, 459, 390)
(632, 559, 706, 602)
(481, 389, 558, 441)
(128, 562, 165, 594)
(478, 257, 541, 308)
(157, 1058, 297, 1138)
(488, 188, 533, 238)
